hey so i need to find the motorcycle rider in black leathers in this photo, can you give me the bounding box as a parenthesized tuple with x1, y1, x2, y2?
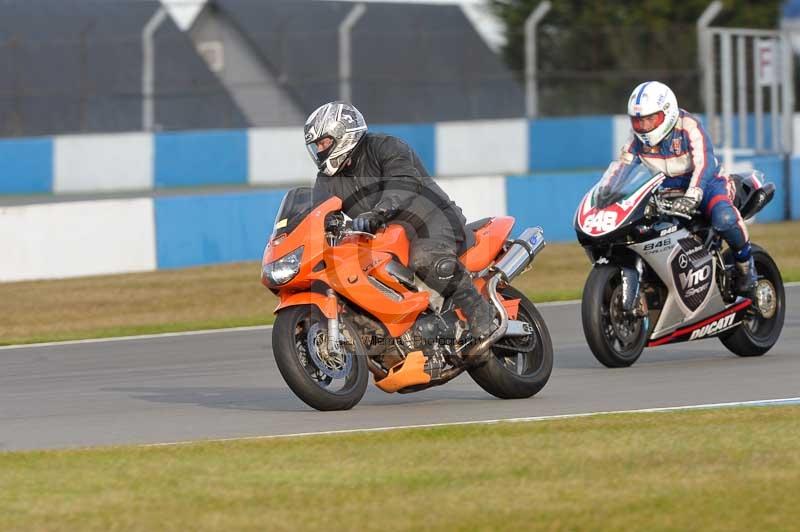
(304, 101, 496, 339)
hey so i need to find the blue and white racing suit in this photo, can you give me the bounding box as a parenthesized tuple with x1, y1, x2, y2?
(621, 109, 751, 261)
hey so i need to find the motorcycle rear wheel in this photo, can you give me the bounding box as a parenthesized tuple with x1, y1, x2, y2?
(273, 305, 368, 411)
(582, 265, 648, 368)
(719, 246, 785, 357)
(468, 286, 553, 399)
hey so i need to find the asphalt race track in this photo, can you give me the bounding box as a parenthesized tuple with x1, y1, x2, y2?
(2, 286, 799, 451)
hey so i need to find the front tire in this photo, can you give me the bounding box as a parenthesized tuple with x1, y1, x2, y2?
(719, 246, 785, 357)
(582, 265, 648, 368)
(273, 305, 368, 411)
(468, 286, 553, 399)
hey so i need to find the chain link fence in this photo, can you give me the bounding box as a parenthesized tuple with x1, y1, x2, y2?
(3, 19, 795, 138)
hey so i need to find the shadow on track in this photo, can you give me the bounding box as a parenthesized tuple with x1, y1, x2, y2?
(108, 385, 493, 412)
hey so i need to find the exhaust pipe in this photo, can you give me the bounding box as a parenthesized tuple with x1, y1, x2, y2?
(462, 273, 509, 363)
(492, 226, 546, 282)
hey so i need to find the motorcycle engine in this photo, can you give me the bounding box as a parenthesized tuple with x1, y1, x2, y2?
(412, 310, 463, 351)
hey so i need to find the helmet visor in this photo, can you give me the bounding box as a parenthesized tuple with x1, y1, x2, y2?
(306, 136, 335, 169)
(631, 111, 665, 134)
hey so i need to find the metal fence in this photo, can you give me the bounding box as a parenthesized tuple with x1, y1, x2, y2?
(0, 32, 247, 138)
(1, 15, 797, 138)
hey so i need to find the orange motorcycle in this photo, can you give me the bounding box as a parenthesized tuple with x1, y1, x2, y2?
(261, 186, 553, 410)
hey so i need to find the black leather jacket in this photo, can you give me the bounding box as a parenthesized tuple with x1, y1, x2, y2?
(313, 133, 466, 239)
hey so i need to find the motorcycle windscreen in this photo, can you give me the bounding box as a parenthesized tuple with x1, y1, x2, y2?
(593, 159, 657, 209)
(272, 186, 314, 238)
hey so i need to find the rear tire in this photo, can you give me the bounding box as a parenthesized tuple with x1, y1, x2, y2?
(719, 247, 785, 357)
(273, 305, 368, 411)
(582, 265, 648, 368)
(468, 286, 553, 399)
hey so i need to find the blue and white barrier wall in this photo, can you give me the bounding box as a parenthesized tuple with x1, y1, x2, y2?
(0, 199, 156, 282)
(0, 175, 506, 281)
(0, 117, 620, 195)
(2, 114, 795, 195)
(0, 154, 791, 282)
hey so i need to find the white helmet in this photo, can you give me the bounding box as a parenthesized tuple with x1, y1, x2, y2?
(627, 81, 679, 147)
(304, 101, 367, 176)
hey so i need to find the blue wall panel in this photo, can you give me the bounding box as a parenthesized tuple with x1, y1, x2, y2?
(791, 157, 800, 220)
(728, 114, 774, 149)
(530, 116, 612, 172)
(155, 130, 248, 188)
(371, 123, 436, 174)
(154, 190, 286, 269)
(0, 137, 53, 194)
(506, 171, 600, 242)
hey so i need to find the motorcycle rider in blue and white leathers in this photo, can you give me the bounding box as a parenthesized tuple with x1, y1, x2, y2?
(614, 81, 757, 295)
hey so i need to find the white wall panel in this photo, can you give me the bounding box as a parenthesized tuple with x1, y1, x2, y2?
(54, 133, 153, 193)
(249, 127, 316, 185)
(793, 113, 800, 155)
(612, 115, 631, 160)
(0, 199, 156, 282)
(436, 175, 507, 222)
(436, 119, 527, 176)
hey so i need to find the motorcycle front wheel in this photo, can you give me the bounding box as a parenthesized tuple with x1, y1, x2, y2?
(582, 265, 648, 368)
(272, 305, 368, 411)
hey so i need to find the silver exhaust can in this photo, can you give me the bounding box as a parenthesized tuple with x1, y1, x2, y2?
(492, 226, 546, 282)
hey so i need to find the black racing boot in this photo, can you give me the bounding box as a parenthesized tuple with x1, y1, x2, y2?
(453, 288, 497, 339)
(735, 256, 758, 296)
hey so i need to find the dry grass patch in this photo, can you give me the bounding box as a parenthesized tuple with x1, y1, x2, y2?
(0, 262, 277, 345)
(1, 221, 798, 345)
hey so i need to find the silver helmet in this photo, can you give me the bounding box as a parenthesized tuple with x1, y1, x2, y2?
(304, 101, 367, 176)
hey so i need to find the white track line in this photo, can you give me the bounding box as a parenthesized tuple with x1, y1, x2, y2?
(4, 283, 798, 351)
(0, 324, 273, 351)
(144, 397, 800, 448)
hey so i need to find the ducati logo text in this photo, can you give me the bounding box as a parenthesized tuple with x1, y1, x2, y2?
(689, 313, 737, 340)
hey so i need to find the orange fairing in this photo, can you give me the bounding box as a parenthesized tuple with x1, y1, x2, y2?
(262, 196, 429, 337)
(374, 351, 431, 392)
(262, 196, 342, 289)
(323, 243, 429, 337)
(502, 298, 520, 320)
(368, 224, 409, 266)
(460, 216, 515, 272)
(275, 291, 337, 319)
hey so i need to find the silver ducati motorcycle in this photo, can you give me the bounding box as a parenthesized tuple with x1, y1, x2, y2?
(574, 161, 784, 367)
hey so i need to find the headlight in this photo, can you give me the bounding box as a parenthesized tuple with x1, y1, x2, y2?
(263, 246, 303, 285)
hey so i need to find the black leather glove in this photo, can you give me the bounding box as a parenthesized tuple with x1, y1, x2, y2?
(352, 211, 385, 233)
(672, 186, 703, 218)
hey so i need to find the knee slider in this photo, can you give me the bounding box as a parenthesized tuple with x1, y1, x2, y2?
(713, 207, 737, 232)
(434, 257, 458, 280)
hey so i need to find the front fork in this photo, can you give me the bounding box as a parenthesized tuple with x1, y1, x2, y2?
(326, 289, 342, 355)
(620, 257, 646, 315)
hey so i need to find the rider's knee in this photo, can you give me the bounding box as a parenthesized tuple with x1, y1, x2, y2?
(411, 254, 464, 295)
(712, 205, 738, 232)
(434, 256, 458, 280)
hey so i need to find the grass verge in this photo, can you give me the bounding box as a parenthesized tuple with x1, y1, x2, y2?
(2, 221, 799, 346)
(1, 405, 798, 531)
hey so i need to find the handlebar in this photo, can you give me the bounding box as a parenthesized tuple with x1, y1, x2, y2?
(340, 229, 376, 239)
(325, 214, 380, 240)
(652, 195, 696, 221)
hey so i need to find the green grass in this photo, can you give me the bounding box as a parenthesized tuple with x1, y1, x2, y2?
(1, 405, 798, 531)
(1, 220, 799, 346)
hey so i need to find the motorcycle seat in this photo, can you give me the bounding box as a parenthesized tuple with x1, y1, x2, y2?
(463, 218, 491, 251)
(730, 173, 775, 220)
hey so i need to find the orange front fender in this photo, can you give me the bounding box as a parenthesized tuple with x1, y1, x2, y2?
(274, 291, 337, 319)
